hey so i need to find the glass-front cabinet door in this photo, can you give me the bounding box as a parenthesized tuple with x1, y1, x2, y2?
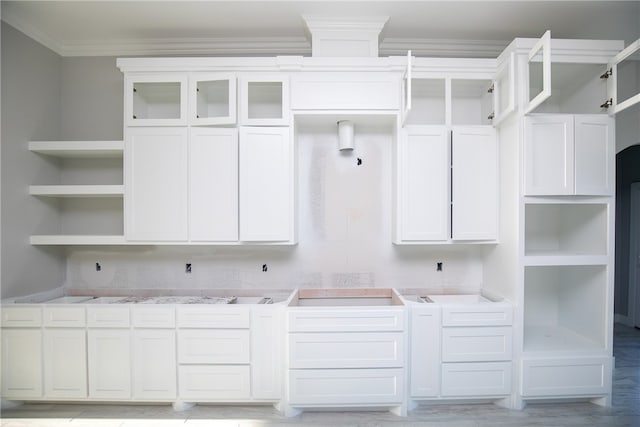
(524, 30, 551, 114)
(492, 52, 515, 125)
(604, 39, 640, 115)
(125, 73, 188, 126)
(189, 73, 237, 125)
(401, 50, 413, 125)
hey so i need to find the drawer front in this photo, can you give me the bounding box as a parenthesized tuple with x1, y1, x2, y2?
(441, 362, 511, 397)
(178, 329, 250, 364)
(177, 306, 250, 328)
(43, 306, 86, 327)
(132, 306, 175, 328)
(178, 365, 250, 400)
(2, 306, 42, 327)
(288, 368, 404, 406)
(291, 73, 400, 110)
(441, 304, 512, 326)
(442, 327, 512, 362)
(521, 357, 611, 397)
(289, 332, 404, 369)
(288, 308, 405, 332)
(87, 306, 130, 328)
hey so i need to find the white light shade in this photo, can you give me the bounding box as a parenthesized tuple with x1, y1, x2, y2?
(337, 120, 355, 151)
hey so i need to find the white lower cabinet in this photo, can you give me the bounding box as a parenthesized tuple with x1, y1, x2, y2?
(44, 329, 87, 398)
(251, 307, 282, 400)
(1, 328, 43, 399)
(521, 357, 611, 397)
(288, 368, 404, 406)
(441, 362, 512, 397)
(178, 329, 250, 364)
(132, 329, 176, 399)
(88, 329, 131, 399)
(178, 365, 251, 400)
(410, 305, 441, 398)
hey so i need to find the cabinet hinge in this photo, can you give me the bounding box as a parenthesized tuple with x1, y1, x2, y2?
(600, 68, 613, 79)
(133, 87, 137, 93)
(488, 112, 495, 120)
(600, 98, 613, 109)
(487, 83, 494, 94)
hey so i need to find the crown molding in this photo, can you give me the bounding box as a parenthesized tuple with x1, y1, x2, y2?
(380, 38, 510, 58)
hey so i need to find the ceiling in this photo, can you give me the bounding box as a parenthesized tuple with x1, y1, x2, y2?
(2, 1, 639, 58)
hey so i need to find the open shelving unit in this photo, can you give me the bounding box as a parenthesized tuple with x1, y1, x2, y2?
(29, 140, 125, 245)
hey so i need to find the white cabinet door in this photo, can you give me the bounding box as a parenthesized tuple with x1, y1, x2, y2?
(132, 329, 176, 399)
(88, 329, 131, 399)
(524, 115, 574, 196)
(451, 126, 497, 240)
(396, 126, 449, 242)
(44, 329, 87, 398)
(125, 73, 188, 127)
(492, 52, 516, 126)
(441, 362, 511, 397)
(188, 73, 236, 125)
(178, 329, 250, 364)
(410, 306, 441, 398)
(239, 126, 293, 242)
(251, 307, 282, 400)
(240, 75, 289, 126)
(524, 31, 552, 114)
(574, 115, 614, 196)
(1, 329, 42, 398)
(606, 38, 640, 115)
(125, 127, 188, 241)
(189, 128, 239, 241)
(178, 365, 251, 400)
(521, 357, 611, 397)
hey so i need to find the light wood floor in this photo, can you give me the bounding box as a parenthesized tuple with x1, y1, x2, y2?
(3, 324, 639, 426)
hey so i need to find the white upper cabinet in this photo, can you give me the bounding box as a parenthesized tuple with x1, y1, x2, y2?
(451, 126, 498, 240)
(524, 114, 614, 196)
(396, 126, 449, 242)
(189, 128, 239, 242)
(524, 31, 552, 114)
(403, 78, 446, 126)
(451, 79, 494, 126)
(240, 75, 290, 126)
(239, 126, 294, 242)
(126, 74, 188, 126)
(188, 73, 237, 125)
(125, 127, 189, 241)
(604, 39, 640, 115)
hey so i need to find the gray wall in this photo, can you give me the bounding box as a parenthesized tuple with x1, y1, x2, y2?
(1, 23, 65, 299)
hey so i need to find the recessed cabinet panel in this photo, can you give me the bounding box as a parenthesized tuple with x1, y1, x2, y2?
(189, 128, 239, 242)
(132, 329, 176, 399)
(396, 126, 449, 242)
(524, 115, 574, 195)
(451, 126, 497, 240)
(1, 329, 42, 398)
(44, 329, 87, 398)
(442, 327, 512, 362)
(125, 127, 188, 241)
(521, 357, 610, 397)
(239, 126, 293, 242)
(178, 329, 250, 364)
(179, 365, 250, 400)
(441, 362, 511, 396)
(410, 306, 441, 398)
(574, 116, 614, 195)
(88, 329, 131, 399)
(251, 307, 282, 400)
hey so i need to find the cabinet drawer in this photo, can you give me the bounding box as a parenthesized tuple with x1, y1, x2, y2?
(521, 357, 611, 397)
(291, 73, 400, 110)
(87, 306, 130, 327)
(442, 327, 512, 362)
(289, 332, 404, 369)
(2, 306, 42, 327)
(177, 306, 250, 328)
(441, 304, 512, 326)
(43, 306, 86, 327)
(178, 365, 250, 400)
(441, 362, 511, 397)
(288, 308, 405, 332)
(288, 368, 404, 406)
(132, 306, 175, 328)
(178, 329, 250, 364)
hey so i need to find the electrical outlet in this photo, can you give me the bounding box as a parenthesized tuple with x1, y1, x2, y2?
(186, 263, 192, 273)
(437, 262, 443, 272)
(262, 264, 268, 272)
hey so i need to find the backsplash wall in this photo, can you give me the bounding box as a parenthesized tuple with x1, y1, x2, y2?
(65, 123, 486, 293)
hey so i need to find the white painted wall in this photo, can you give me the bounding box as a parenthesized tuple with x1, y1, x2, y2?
(65, 122, 485, 293)
(0, 23, 66, 299)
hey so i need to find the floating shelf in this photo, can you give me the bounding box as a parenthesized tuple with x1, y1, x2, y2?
(29, 185, 124, 198)
(29, 141, 124, 157)
(30, 235, 128, 245)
